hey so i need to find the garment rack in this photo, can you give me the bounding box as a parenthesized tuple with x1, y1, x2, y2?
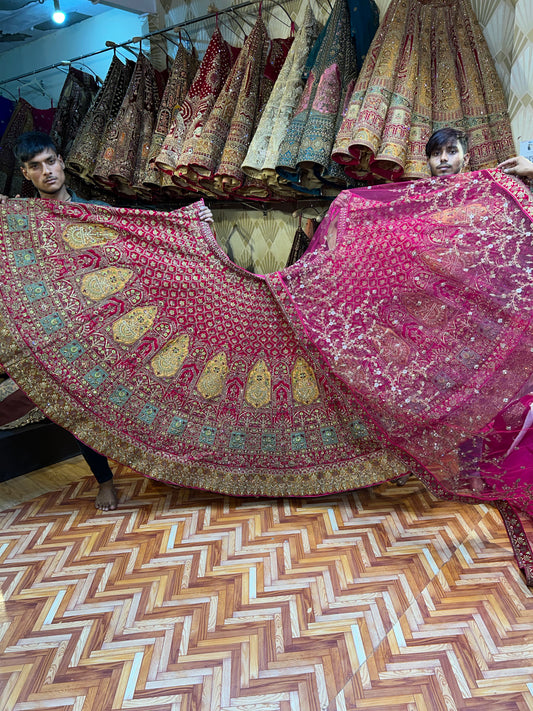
(0, 0, 293, 88)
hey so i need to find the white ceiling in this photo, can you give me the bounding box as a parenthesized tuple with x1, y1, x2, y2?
(0, 0, 156, 54)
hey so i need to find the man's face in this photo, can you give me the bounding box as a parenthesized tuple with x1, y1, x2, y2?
(427, 140, 469, 176)
(21, 148, 66, 195)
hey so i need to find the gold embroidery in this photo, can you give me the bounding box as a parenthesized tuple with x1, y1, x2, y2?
(292, 357, 319, 404)
(63, 223, 119, 249)
(151, 334, 190, 378)
(245, 359, 271, 408)
(81, 267, 133, 301)
(430, 203, 492, 225)
(112, 306, 157, 344)
(197, 352, 228, 399)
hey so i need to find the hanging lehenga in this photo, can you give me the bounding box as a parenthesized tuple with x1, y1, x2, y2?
(1, 168, 533, 579)
(241, 5, 321, 196)
(92, 53, 162, 196)
(176, 16, 273, 198)
(66, 56, 135, 183)
(332, 0, 515, 180)
(139, 43, 199, 193)
(155, 27, 236, 193)
(276, 0, 379, 194)
(49, 66, 100, 159)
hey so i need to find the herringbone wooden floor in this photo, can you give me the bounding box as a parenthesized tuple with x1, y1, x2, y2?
(1, 460, 532, 710)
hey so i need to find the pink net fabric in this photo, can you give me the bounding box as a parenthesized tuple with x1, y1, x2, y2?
(277, 170, 533, 513)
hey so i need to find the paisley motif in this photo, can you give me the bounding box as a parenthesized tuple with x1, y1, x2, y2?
(245, 359, 271, 408)
(196, 352, 228, 400)
(291, 357, 319, 405)
(111, 306, 157, 344)
(63, 223, 119, 250)
(81, 267, 133, 301)
(151, 334, 190, 378)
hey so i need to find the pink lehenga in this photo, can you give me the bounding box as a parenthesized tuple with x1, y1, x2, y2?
(0, 169, 532, 581)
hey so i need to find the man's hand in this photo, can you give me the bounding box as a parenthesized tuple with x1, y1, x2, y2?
(198, 205, 214, 224)
(497, 155, 533, 179)
(0, 193, 19, 205)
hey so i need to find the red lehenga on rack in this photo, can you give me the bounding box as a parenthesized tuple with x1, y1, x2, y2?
(0, 169, 532, 582)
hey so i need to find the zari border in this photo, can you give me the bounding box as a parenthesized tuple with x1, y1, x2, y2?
(494, 502, 533, 587)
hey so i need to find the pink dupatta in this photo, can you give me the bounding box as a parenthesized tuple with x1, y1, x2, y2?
(277, 169, 533, 579)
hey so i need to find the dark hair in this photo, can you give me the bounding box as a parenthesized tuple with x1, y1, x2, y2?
(13, 131, 59, 164)
(425, 128, 468, 158)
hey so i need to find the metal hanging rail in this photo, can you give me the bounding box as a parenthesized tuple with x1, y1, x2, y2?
(0, 0, 292, 88)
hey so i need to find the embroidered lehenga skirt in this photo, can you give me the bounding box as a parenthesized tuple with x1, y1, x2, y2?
(67, 56, 135, 183)
(332, 0, 515, 180)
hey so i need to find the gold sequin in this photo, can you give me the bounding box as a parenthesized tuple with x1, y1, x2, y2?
(291, 357, 319, 404)
(197, 352, 228, 399)
(81, 267, 133, 301)
(112, 306, 157, 344)
(245, 359, 271, 408)
(62, 223, 119, 249)
(151, 334, 190, 378)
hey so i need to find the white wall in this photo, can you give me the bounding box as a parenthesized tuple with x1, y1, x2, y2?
(0, 9, 146, 109)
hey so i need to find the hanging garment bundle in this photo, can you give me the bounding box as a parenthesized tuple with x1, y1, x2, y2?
(332, 0, 515, 180)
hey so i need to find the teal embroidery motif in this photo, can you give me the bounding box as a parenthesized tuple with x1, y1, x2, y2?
(84, 366, 108, 388)
(291, 431, 307, 451)
(14, 249, 36, 268)
(321, 426, 338, 447)
(199, 425, 216, 445)
(110, 386, 132, 407)
(8, 215, 28, 232)
(168, 415, 187, 436)
(261, 432, 276, 452)
(350, 419, 368, 439)
(138, 404, 159, 425)
(40, 313, 64, 335)
(60, 340, 85, 362)
(229, 432, 246, 450)
(24, 281, 47, 302)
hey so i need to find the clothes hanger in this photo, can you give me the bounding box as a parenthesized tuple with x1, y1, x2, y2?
(106, 40, 139, 60)
(16, 78, 54, 102)
(219, 16, 246, 42)
(228, 9, 249, 39)
(59, 60, 102, 84)
(264, 0, 293, 29)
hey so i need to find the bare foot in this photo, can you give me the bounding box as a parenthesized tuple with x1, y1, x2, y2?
(95, 479, 118, 511)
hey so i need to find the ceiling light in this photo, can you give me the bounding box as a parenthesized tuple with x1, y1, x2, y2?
(52, 0, 66, 24)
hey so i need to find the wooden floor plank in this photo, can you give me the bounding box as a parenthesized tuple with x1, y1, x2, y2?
(0, 462, 532, 710)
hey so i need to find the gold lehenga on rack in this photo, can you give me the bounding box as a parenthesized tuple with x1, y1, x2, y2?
(332, 0, 515, 181)
(241, 6, 321, 196)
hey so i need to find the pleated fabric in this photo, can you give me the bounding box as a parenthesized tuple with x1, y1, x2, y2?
(181, 17, 271, 197)
(49, 67, 99, 160)
(67, 56, 134, 182)
(92, 53, 161, 195)
(241, 6, 321, 196)
(332, 0, 515, 181)
(276, 0, 379, 194)
(140, 43, 199, 191)
(155, 28, 236, 193)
